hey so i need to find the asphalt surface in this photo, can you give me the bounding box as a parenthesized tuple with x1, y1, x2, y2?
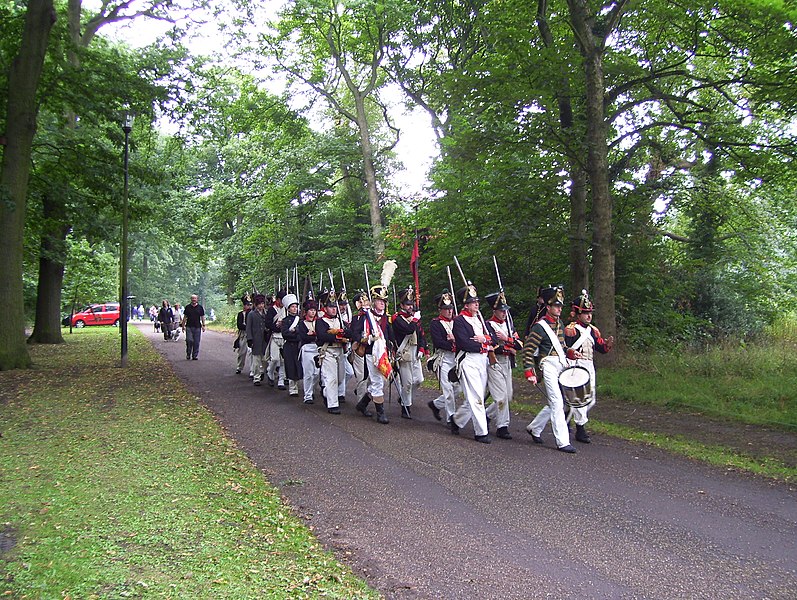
(139, 323, 797, 599)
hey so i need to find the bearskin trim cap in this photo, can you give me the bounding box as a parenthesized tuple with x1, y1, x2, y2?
(398, 286, 416, 306)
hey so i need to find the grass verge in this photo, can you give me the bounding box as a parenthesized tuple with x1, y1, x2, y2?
(588, 420, 797, 483)
(0, 327, 379, 599)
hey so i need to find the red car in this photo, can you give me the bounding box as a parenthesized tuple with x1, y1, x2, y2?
(70, 303, 121, 328)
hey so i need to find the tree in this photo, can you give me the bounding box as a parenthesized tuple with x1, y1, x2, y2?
(0, 0, 56, 370)
(262, 0, 409, 259)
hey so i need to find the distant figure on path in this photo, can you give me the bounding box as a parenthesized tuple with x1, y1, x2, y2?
(182, 294, 206, 360)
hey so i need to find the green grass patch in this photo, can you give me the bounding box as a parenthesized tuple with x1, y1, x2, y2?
(589, 421, 797, 483)
(0, 328, 379, 599)
(600, 341, 797, 431)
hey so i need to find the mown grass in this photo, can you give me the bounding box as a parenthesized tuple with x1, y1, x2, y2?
(0, 328, 379, 599)
(600, 327, 797, 431)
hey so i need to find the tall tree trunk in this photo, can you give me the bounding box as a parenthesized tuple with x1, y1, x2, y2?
(28, 193, 68, 343)
(354, 95, 385, 259)
(0, 0, 56, 370)
(568, 166, 589, 294)
(537, 0, 589, 297)
(582, 49, 616, 342)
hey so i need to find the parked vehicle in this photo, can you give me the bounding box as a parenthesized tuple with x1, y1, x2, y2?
(69, 303, 120, 328)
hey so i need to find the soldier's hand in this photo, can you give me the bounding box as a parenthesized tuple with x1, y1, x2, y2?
(524, 369, 537, 385)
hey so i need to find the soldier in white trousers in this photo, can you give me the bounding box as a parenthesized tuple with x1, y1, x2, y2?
(297, 294, 320, 404)
(392, 286, 428, 419)
(315, 290, 352, 414)
(564, 290, 614, 443)
(484, 291, 522, 440)
(427, 291, 461, 422)
(449, 284, 492, 444)
(523, 286, 582, 454)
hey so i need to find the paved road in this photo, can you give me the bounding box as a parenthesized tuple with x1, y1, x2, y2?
(139, 323, 797, 599)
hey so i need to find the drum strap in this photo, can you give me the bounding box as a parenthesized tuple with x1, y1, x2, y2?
(538, 320, 566, 360)
(570, 324, 591, 352)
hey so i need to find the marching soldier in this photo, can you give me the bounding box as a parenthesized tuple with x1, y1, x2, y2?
(392, 286, 428, 419)
(484, 291, 523, 440)
(246, 294, 269, 386)
(349, 291, 370, 408)
(564, 290, 614, 443)
(337, 290, 355, 403)
(265, 290, 287, 389)
(280, 293, 302, 397)
(449, 283, 492, 444)
(427, 290, 461, 423)
(235, 294, 253, 376)
(297, 293, 320, 404)
(523, 286, 581, 453)
(350, 284, 394, 424)
(316, 290, 353, 414)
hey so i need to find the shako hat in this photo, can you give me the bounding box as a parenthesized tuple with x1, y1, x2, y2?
(303, 290, 317, 311)
(337, 289, 348, 304)
(318, 289, 337, 307)
(434, 290, 455, 310)
(398, 285, 416, 306)
(456, 282, 480, 305)
(485, 291, 510, 311)
(572, 289, 594, 313)
(241, 293, 252, 305)
(540, 285, 564, 306)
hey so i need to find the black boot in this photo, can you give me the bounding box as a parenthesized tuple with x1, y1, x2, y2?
(575, 424, 591, 443)
(356, 394, 373, 417)
(496, 426, 512, 440)
(427, 400, 441, 421)
(400, 404, 412, 419)
(449, 419, 460, 435)
(375, 402, 389, 424)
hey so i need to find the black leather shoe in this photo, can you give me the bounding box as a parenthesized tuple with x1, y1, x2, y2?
(474, 434, 491, 444)
(400, 405, 412, 419)
(449, 419, 460, 435)
(427, 400, 441, 421)
(235, 369, 241, 374)
(338, 395, 346, 404)
(277, 382, 286, 390)
(496, 426, 512, 440)
(575, 424, 591, 443)
(267, 376, 275, 387)
(375, 404, 389, 424)
(558, 445, 577, 454)
(527, 429, 543, 444)
(327, 407, 341, 415)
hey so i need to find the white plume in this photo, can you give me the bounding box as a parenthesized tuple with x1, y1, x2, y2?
(380, 259, 398, 289)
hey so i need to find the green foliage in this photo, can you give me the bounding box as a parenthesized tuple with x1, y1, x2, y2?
(0, 328, 378, 598)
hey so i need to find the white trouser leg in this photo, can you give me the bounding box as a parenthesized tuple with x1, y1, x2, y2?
(365, 354, 386, 398)
(339, 354, 354, 396)
(352, 353, 367, 400)
(570, 359, 596, 425)
(435, 351, 460, 419)
(451, 352, 488, 436)
(486, 355, 512, 428)
(531, 358, 571, 447)
(237, 332, 249, 372)
(252, 354, 266, 383)
(300, 345, 319, 402)
(322, 347, 343, 408)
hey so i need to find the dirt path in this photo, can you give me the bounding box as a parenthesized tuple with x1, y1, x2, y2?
(140, 323, 797, 599)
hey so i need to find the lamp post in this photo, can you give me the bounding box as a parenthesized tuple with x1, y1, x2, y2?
(120, 113, 133, 367)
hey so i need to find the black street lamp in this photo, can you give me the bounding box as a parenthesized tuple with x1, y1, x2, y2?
(120, 113, 133, 367)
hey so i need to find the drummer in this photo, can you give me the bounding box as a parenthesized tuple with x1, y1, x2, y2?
(564, 290, 614, 443)
(522, 286, 582, 453)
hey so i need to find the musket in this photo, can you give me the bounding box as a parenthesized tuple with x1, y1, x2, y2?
(364, 264, 372, 302)
(492, 255, 516, 335)
(446, 266, 458, 313)
(286, 268, 289, 291)
(453, 255, 468, 287)
(392, 284, 397, 312)
(327, 268, 336, 293)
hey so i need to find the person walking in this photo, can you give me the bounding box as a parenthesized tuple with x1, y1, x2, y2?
(246, 294, 269, 386)
(235, 295, 253, 376)
(182, 294, 206, 360)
